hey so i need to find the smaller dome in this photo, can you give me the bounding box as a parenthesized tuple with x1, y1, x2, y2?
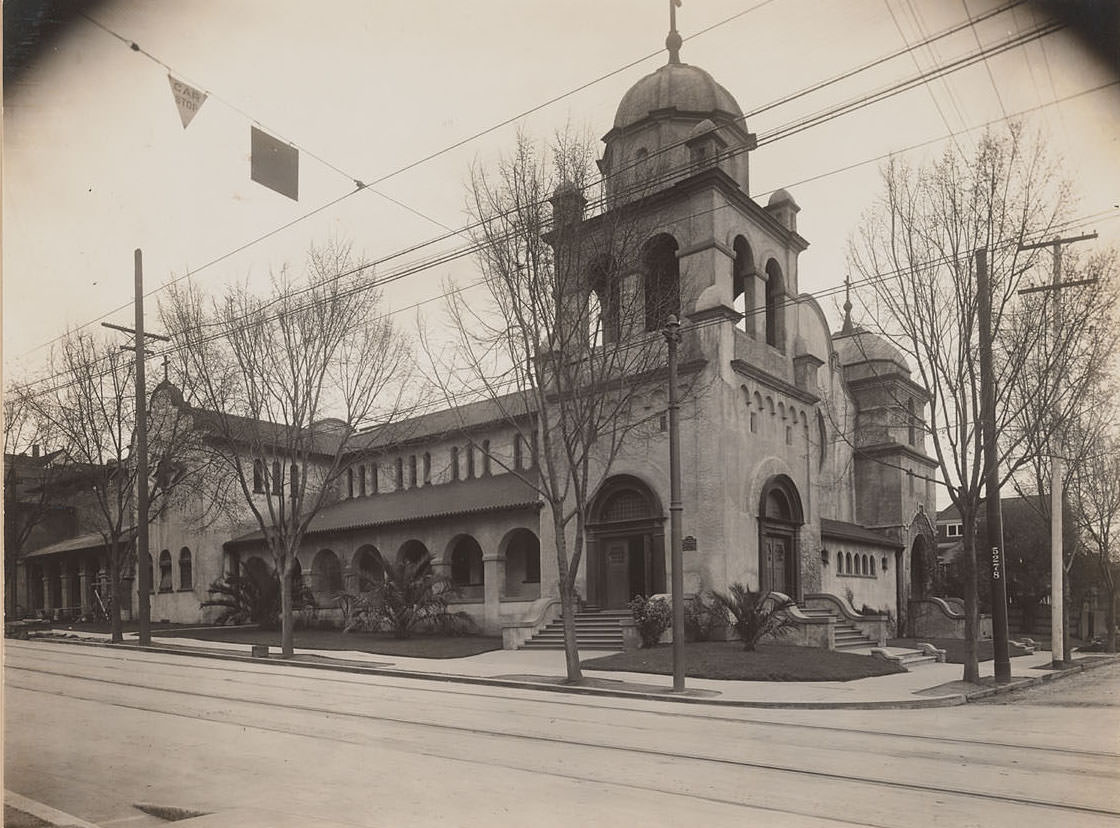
(768, 188, 797, 208)
(553, 180, 581, 199)
(687, 118, 718, 140)
(613, 62, 742, 131)
(834, 329, 909, 374)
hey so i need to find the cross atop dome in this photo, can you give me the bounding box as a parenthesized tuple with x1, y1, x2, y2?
(666, 0, 683, 64)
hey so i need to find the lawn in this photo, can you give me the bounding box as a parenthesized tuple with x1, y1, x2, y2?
(153, 625, 504, 659)
(582, 642, 906, 682)
(888, 637, 1037, 664)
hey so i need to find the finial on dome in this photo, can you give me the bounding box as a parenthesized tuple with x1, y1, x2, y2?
(666, 0, 683, 64)
(841, 273, 854, 333)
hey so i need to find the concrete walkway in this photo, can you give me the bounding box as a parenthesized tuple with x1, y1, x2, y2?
(33, 628, 1120, 710)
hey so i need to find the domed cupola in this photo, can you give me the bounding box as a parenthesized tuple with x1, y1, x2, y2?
(612, 63, 743, 132)
(599, 7, 756, 198)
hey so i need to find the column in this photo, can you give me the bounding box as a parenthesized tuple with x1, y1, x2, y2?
(79, 561, 92, 617)
(60, 563, 73, 616)
(482, 553, 504, 633)
(41, 572, 53, 613)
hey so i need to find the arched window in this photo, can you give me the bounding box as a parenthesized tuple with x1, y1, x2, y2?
(732, 236, 755, 334)
(409, 454, 417, 488)
(395, 457, 404, 489)
(466, 443, 476, 479)
(451, 446, 460, 481)
(289, 464, 300, 498)
(272, 460, 282, 494)
(346, 467, 354, 498)
(845, 552, 853, 574)
(178, 547, 193, 591)
(312, 549, 343, 600)
(870, 556, 876, 576)
(148, 554, 155, 594)
(370, 462, 378, 494)
(422, 452, 431, 485)
(835, 551, 843, 574)
(643, 234, 680, 332)
(358, 464, 367, 496)
(588, 256, 620, 345)
(158, 550, 173, 592)
(907, 398, 917, 445)
(513, 434, 523, 471)
(450, 536, 484, 587)
(482, 440, 491, 476)
(765, 259, 784, 350)
(253, 460, 265, 494)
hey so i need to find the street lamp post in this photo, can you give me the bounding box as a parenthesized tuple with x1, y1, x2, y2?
(663, 315, 685, 692)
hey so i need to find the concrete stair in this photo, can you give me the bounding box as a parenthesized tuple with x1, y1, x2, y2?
(522, 606, 628, 650)
(798, 606, 878, 651)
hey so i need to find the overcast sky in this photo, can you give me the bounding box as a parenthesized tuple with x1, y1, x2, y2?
(4, 0, 1118, 383)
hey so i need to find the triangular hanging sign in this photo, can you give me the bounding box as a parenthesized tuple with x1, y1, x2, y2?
(168, 75, 207, 128)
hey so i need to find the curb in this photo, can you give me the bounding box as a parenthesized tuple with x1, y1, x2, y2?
(22, 635, 1118, 711)
(961, 653, 1120, 702)
(4, 790, 100, 828)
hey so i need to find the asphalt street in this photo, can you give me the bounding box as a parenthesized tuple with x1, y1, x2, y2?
(5, 640, 1119, 827)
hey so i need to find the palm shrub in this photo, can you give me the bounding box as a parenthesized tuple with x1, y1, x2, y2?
(201, 564, 313, 629)
(367, 555, 457, 638)
(711, 583, 797, 651)
(628, 594, 672, 648)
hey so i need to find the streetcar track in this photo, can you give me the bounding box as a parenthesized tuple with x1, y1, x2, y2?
(8, 641, 1119, 762)
(8, 667, 1120, 821)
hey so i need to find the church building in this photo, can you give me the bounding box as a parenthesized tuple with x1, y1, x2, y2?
(13, 21, 941, 649)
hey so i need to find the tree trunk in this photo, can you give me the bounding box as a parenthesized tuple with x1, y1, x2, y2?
(108, 538, 123, 644)
(280, 555, 294, 658)
(552, 510, 582, 683)
(1106, 585, 1117, 654)
(961, 523, 980, 684)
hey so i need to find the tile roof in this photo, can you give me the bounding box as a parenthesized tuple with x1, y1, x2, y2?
(25, 527, 136, 558)
(820, 518, 901, 549)
(226, 470, 542, 546)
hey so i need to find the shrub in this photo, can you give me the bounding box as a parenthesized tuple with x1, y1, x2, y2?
(367, 554, 457, 638)
(711, 583, 797, 651)
(684, 592, 726, 642)
(201, 563, 313, 630)
(628, 594, 672, 648)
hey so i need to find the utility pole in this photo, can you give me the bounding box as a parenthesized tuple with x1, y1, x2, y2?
(102, 249, 169, 647)
(976, 247, 1012, 684)
(663, 315, 686, 692)
(1018, 231, 1097, 667)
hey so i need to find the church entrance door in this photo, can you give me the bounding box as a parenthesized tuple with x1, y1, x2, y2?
(757, 475, 804, 600)
(763, 535, 789, 595)
(588, 476, 665, 611)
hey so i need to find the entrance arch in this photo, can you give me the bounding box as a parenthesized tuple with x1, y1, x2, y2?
(758, 475, 803, 598)
(911, 534, 931, 599)
(587, 475, 666, 609)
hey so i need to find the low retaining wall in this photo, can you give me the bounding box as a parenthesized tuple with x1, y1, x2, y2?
(501, 598, 562, 649)
(772, 592, 835, 649)
(910, 597, 993, 639)
(804, 592, 889, 647)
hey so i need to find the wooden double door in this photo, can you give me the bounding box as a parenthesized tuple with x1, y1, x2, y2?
(761, 532, 793, 597)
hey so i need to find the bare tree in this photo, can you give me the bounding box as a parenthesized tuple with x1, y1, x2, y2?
(849, 125, 1076, 682)
(1007, 248, 1119, 651)
(162, 241, 409, 657)
(428, 132, 679, 682)
(1069, 420, 1120, 652)
(3, 385, 63, 616)
(21, 332, 199, 640)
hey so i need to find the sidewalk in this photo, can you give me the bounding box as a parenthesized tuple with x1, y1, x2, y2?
(34, 628, 1120, 709)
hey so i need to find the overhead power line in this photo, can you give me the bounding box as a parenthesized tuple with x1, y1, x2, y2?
(19, 0, 1032, 359)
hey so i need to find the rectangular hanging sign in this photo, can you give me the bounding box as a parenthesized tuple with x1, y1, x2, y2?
(250, 126, 299, 201)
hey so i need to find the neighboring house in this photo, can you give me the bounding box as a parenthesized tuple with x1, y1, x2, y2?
(11, 32, 943, 642)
